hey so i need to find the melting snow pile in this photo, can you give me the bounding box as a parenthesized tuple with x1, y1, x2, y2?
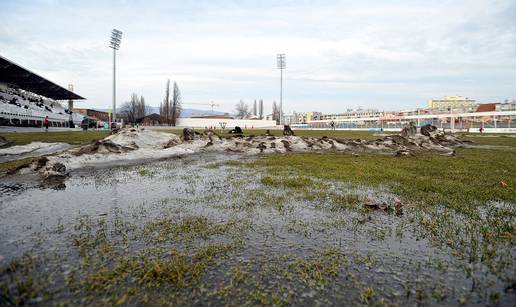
(9, 126, 467, 183)
(0, 142, 71, 163)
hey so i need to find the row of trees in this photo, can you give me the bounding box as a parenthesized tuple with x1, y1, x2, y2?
(234, 99, 265, 119)
(123, 86, 291, 126)
(119, 80, 182, 125)
(160, 79, 182, 126)
(251, 99, 264, 119)
(234, 99, 279, 124)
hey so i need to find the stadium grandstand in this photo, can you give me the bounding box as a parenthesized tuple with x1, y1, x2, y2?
(0, 55, 85, 128)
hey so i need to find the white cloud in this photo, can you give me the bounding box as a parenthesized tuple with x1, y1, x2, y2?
(0, 0, 515, 113)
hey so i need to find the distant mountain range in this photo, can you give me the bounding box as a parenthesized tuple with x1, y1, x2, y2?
(94, 107, 232, 118)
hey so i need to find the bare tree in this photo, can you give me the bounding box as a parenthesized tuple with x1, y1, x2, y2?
(252, 100, 257, 116)
(120, 101, 133, 123)
(259, 99, 263, 119)
(159, 80, 181, 126)
(272, 101, 280, 124)
(120, 93, 146, 123)
(235, 100, 249, 119)
(160, 79, 171, 125)
(138, 95, 146, 120)
(159, 100, 163, 122)
(171, 82, 182, 126)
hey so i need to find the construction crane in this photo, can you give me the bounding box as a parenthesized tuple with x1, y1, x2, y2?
(182, 102, 220, 112)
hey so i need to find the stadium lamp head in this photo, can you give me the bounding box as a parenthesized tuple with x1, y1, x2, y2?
(109, 29, 123, 50)
(277, 53, 286, 69)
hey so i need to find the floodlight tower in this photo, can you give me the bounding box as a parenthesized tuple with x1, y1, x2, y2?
(68, 84, 74, 127)
(109, 29, 123, 123)
(277, 54, 286, 125)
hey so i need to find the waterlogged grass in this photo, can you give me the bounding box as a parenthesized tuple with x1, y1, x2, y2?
(1, 132, 515, 305)
(142, 216, 243, 243)
(135, 167, 158, 178)
(248, 146, 516, 291)
(2, 212, 250, 305)
(205, 247, 348, 305)
(204, 160, 244, 169)
(261, 175, 313, 188)
(251, 148, 515, 211)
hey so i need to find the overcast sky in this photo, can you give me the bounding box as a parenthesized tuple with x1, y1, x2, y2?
(1, 0, 515, 114)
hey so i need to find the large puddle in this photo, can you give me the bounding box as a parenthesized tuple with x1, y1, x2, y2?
(0, 153, 514, 305)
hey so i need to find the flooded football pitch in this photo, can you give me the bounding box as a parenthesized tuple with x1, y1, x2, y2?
(0, 152, 514, 305)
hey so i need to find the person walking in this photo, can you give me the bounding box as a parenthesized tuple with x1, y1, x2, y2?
(43, 116, 49, 132)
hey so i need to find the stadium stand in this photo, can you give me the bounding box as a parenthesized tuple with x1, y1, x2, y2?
(0, 55, 85, 127)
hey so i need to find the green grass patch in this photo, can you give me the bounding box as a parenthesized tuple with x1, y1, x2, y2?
(261, 175, 313, 188)
(458, 133, 516, 147)
(142, 216, 242, 243)
(248, 145, 516, 276)
(205, 160, 244, 169)
(251, 148, 515, 212)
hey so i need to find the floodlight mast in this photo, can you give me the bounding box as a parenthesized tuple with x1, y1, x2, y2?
(277, 54, 286, 125)
(68, 84, 74, 127)
(109, 29, 122, 123)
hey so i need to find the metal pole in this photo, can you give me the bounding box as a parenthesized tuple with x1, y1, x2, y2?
(280, 68, 283, 125)
(112, 48, 116, 123)
(68, 84, 74, 127)
(450, 108, 454, 131)
(277, 54, 285, 125)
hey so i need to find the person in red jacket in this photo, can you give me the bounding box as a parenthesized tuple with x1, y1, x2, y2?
(43, 116, 49, 132)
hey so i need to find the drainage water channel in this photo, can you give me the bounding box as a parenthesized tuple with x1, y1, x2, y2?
(0, 152, 513, 305)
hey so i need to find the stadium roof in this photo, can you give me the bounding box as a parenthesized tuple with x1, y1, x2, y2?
(0, 55, 85, 100)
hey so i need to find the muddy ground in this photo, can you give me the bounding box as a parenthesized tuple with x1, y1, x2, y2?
(0, 150, 514, 305)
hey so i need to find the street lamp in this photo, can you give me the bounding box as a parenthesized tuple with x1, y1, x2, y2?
(277, 54, 286, 125)
(109, 29, 122, 123)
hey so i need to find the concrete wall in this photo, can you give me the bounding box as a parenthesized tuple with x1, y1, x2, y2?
(476, 128, 516, 133)
(176, 118, 277, 128)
